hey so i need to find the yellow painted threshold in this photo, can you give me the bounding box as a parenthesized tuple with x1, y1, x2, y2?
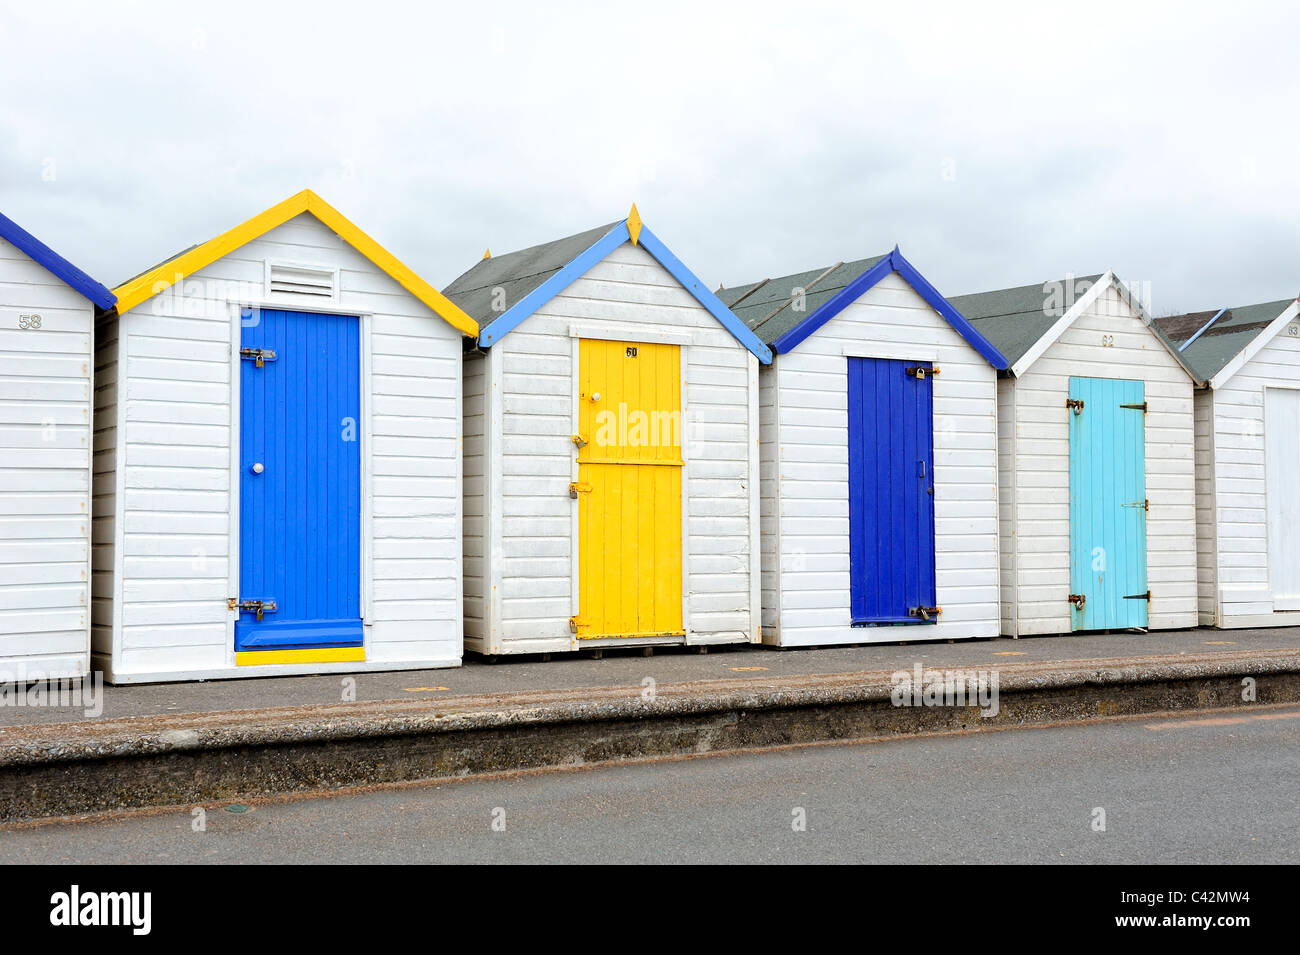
(235, 647, 366, 666)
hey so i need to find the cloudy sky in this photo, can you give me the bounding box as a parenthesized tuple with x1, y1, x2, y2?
(2, 1, 1297, 315)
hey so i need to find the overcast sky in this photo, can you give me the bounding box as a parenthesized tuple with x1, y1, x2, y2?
(2, 1, 1297, 316)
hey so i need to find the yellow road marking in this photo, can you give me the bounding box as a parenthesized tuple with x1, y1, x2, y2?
(1203, 641, 1235, 645)
(730, 666, 769, 672)
(1146, 709, 1300, 730)
(993, 651, 1026, 656)
(403, 686, 449, 692)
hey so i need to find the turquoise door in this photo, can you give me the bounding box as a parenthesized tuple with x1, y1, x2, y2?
(1068, 377, 1148, 630)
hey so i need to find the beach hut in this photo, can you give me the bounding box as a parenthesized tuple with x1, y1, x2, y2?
(1154, 296, 1300, 628)
(1, 212, 116, 681)
(947, 272, 1200, 636)
(714, 249, 1007, 646)
(446, 206, 771, 656)
(94, 190, 477, 683)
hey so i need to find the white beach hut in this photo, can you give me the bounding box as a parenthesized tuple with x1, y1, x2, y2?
(1, 211, 116, 681)
(1155, 296, 1300, 627)
(445, 206, 772, 656)
(715, 249, 1007, 646)
(948, 272, 1201, 636)
(94, 190, 477, 682)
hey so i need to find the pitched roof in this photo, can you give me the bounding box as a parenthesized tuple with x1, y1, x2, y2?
(717, 255, 890, 345)
(716, 249, 1007, 368)
(442, 221, 619, 331)
(443, 209, 772, 362)
(111, 189, 478, 336)
(947, 275, 1105, 367)
(1153, 298, 1296, 382)
(0, 211, 116, 310)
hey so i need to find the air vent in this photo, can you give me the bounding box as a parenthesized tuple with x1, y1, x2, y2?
(268, 263, 336, 298)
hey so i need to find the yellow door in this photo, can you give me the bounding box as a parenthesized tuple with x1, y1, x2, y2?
(575, 339, 683, 639)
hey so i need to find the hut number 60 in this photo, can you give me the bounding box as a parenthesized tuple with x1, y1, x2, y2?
(18, 313, 42, 329)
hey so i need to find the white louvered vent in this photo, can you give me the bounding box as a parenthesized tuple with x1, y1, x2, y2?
(268, 263, 336, 298)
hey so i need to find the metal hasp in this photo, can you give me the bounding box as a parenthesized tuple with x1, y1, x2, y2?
(568, 482, 592, 499)
(568, 616, 579, 633)
(909, 605, 943, 621)
(228, 597, 278, 621)
(1066, 398, 1085, 414)
(1068, 593, 1087, 610)
(1124, 499, 1150, 512)
(1124, 591, 1152, 602)
(906, 366, 940, 380)
(240, 347, 277, 368)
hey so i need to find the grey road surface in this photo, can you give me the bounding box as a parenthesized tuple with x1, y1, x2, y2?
(5, 705, 1298, 864)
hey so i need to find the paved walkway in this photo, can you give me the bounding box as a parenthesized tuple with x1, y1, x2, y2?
(3, 626, 1298, 726)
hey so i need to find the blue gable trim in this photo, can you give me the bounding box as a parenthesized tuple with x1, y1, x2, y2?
(768, 248, 1008, 371)
(0, 211, 116, 311)
(477, 218, 773, 364)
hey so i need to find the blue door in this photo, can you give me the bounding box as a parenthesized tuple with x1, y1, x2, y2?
(848, 357, 937, 624)
(1068, 376, 1148, 631)
(235, 308, 363, 650)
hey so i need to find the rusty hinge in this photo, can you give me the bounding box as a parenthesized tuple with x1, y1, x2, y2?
(1066, 398, 1085, 414)
(239, 347, 277, 368)
(1124, 499, 1150, 511)
(1068, 593, 1087, 610)
(909, 605, 943, 621)
(568, 616, 579, 633)
(1124, 591, 1152, 602)
(228, 597, 278, 621)
(906, 366, 940, 380)
(1120, 402, 1148, 412)
(568, 482, 592, 498)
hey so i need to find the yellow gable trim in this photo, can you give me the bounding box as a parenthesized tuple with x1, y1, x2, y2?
(111, 189, 478, 337)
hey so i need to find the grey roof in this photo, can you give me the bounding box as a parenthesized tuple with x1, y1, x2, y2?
(1153, 298, 1296, 382)
(946, 274, 1105, 367)
(442, 221, 620, 330)
(715, 254, 890, 345)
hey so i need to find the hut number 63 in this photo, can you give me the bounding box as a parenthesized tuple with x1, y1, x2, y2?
(18, 313, 42, 329)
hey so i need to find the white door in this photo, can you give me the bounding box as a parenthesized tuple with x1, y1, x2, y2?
(1265, 388, 1300, 610)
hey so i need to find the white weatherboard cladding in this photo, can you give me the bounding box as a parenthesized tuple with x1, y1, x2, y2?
(463, 241, 761, 654)
(1202, 316, 1300, 627)
(761, 271, 1001, 646)
(1001, 283, 1197, 635)
(96, 213, 463, 682)
(0, 236, 94, 678)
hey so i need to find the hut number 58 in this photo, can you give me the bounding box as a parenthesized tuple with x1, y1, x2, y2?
(18, 313, 42, 329)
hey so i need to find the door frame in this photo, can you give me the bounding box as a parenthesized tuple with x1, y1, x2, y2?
(225, 301, 373, 665)
(1263, 383, 1300, 611)
(568, 325, 690, 645)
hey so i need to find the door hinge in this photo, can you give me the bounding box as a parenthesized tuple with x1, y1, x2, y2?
(568, 482, 592, 498)
(228, 597, 278, 621)
(568, 616, 579, 633)
(1068, 593, 1087, 610)
(1119, 402, 1148, 412)
(906, 366, 939, 380)
(1124, 499, 1150, 511)
(909, 605, 942, 621)
(1066, 398, 1085, 414)
(1123, 590, 1152, 602)
(240, 347, 277, 368)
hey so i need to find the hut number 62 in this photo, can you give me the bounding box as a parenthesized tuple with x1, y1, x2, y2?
(18, 313, 42, 329)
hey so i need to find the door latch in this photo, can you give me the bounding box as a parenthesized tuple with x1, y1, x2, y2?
(568, 616, 579, 633)
(1119, 402, 1148, 412)
(1124, 499, 1150, 511)
(228, 597, 278, 621)
(906, 366, 939, 379)
(909, 605, 943, 621)
(1066, 398, 1085, 414)
(1123, 591, 1152, 602)
(568, 482, 592, 498)
(239, 347, 277, 368)
(1068, 593, 1087, 610)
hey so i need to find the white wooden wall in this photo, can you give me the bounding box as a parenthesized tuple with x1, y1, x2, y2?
(469, 241, 761, 654)
(461, 348, 488, 653)
(1003, 283, 1198, 635)
(1205, 320, 1300, 626)
(0, 236, 94, 679)
(1193, 389, 1218, 625)
(97, 213, 463, 682)
(762, 271, 1001, 646)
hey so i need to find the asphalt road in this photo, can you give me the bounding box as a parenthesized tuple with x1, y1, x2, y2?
(4, 625, 1299, 726)
(5, 704, 1298, 864)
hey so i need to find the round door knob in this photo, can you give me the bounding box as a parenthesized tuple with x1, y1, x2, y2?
(590, 392, 602, 403)
(251, 463, 264, 474)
